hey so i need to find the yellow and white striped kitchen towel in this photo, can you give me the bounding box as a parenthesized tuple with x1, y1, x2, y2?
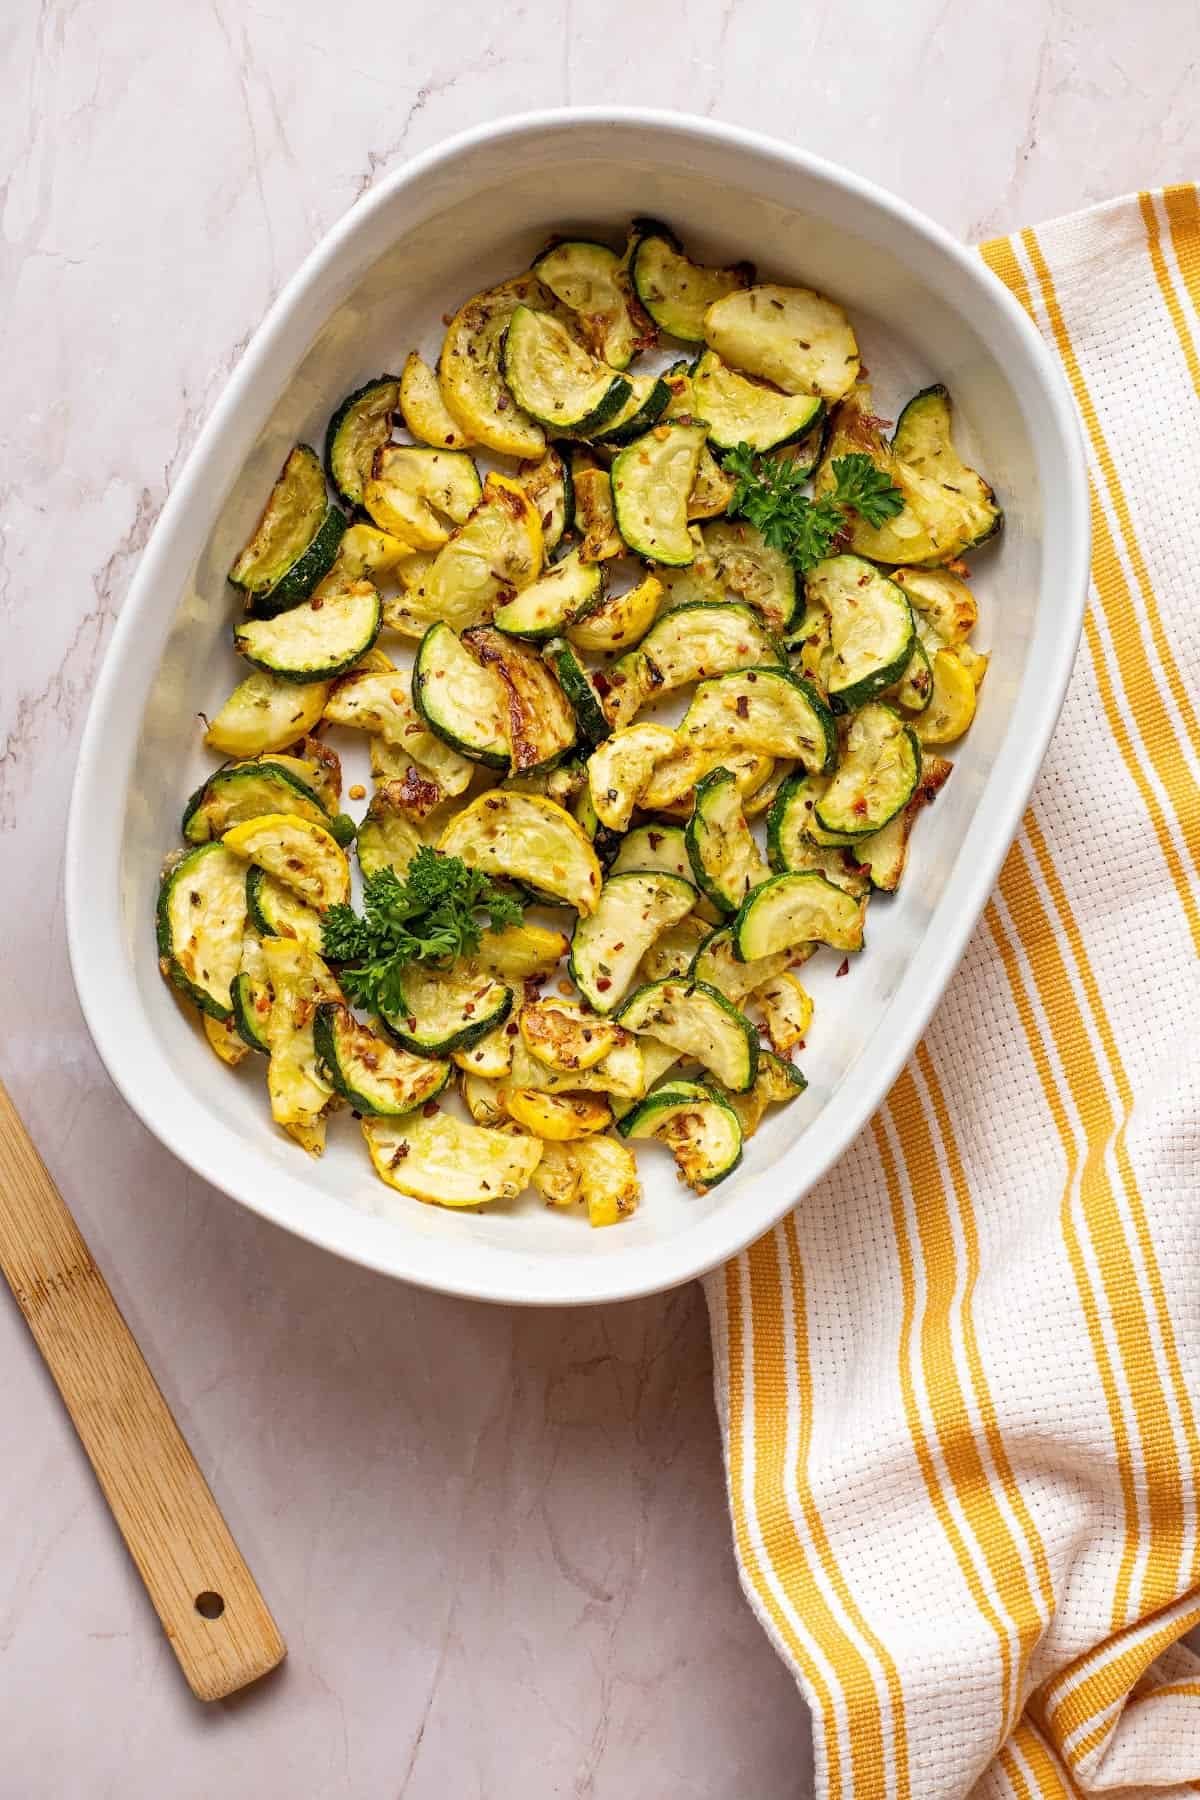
(705, 186, 1200, 1800)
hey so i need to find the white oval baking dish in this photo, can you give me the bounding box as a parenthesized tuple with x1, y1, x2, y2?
(66, 110, 1088, 1306)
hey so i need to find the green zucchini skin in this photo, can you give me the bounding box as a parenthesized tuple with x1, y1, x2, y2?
(181, 761, 329, 844)
(249, 504, 345, 618)
(313, 1003, 451, 1115)
(684, 767, 765, 916)
(231, 970, 271, 1052)
(233, 582, 382, 683)
(615, 977, 759, 1093)
(616, 1079, 744, 1188)
(591, 376, 672, 446)
(502, 307, 631, 436)
(379, 977, 513, 1058)
(412, 622, 511, 770)
(324, 374, 401, 507)
(543, 638, 611, 747)
(156, 842, 247, 1021)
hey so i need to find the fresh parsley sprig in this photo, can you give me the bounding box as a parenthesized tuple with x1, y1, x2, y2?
(724, 446, 904, 572)
(321, 848, 524, 1016)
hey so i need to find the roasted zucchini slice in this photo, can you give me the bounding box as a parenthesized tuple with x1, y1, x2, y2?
(687, 925, 793, 1006)
(493, 550, 603, 640)
(234, 578, 382, 682)
(638, 741, 774, 815)
(503, 1089, 612, 1141)
(203, 1005, 249, 1068)
(912, 649, 979, 745)
(452, 1018, 516, 1080)
(203, 669, 331, 759)
(517, 446, 573, 552)
(679, 667, 837, 774)
(575, 1135, 641, 1227)
(229, 934, 272, 1052)
(464, 625, 577, 772)
(261, 939, 342, 1127)
(476, 922, 571, 981)
(565, 573, 662, 655)
(692, 350, 823, 452)
(702, 521, 797, 634)
(520, 997, 624, 1074)
(325, 375, 400, 507)
(313, 1002, 450, 1115)
(765, 773, 870, 895)
(399, 352, 474, 450)
(507, 1036, 645, 1101)
(751, 973, 813, 1055)
(593, 373, 672, 447)
(228, 445, 345, 613)
(888, 637, 934, 713)
(412, 621, 511, 770)
(629, 223, 753, 343)
(891, 385, 1002, 553)
(379, 963, 513, 1058)
(542, 638, 611, 748)
(322, 668, 475, 793)
(611, 423, 706, 565)
(723, 1046, 808, 1135)
(616, 978, 758, 1093)
(733, 871, 867, 961)
(571, 455, 626, 561)
(806, 554, 916, 711)
(222, 812, 351, 910)
(617, 1079, 743, 1191)
(438, 792, 602, 915)
(362, 1111, 543, 1207)
(245, 865, 324, 949)
(157, 843, 248, 1019)
(355, 790, 424, 880)
(416, 473, 544, 629)
(815, 385, 992, 566)
(438, 272, 554, 458)
(815, 703, 921, 837)
(891, 566, 978, 648)
(687, 445, 737, 520)
(637, 914, 712, 984)
(610, 823, 695, 887)
(853, 753, 952, 892)
(502, 306, 631, 435)
(685, 767, 769, 914)
(182, 759, 329, 844)
(586, 723, 679, 831)
(362, 445, 481, 550)
(568, 870, 695, 1013)
(703, 283, 860, 402)
(532, 238, 655, 369)
(635, 601, 785, 699)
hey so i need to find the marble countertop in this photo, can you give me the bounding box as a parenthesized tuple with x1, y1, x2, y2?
(2, 2, 1195, 1792)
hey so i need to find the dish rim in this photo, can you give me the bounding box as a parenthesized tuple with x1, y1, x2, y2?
(65, 106, 1090, 1306)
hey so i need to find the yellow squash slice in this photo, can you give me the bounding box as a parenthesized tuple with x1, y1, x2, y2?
(222, 813, 351, 910)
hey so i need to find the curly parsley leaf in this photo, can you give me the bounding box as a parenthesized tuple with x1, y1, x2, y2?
(321, 849, 524, 1016)
(725, 444, 904, 571)
(828, 452, 906, 528)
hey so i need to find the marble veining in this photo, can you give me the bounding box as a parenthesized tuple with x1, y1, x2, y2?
(2, 0, 1196, 1791)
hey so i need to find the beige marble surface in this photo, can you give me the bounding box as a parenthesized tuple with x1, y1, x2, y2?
(2, 1, 1197, 1792)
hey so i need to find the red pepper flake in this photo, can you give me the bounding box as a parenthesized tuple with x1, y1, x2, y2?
(835, 958, 850, 978)
(505, 1021, 519, 1036)
(422, 1100, 440, 1117)
(611, 941, 624, 952)
(648, 831, 663, 849)
(736, 695, 750, 720)
(596, 977, 612, 993)
(310, 595, 324, 611)
(389, 1143, 410, 1166)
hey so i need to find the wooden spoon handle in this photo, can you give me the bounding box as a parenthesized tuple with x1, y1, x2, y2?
(0, 1076, 285, 1700)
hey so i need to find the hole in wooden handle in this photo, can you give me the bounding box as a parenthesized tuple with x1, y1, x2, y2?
(194, 1590, 226, 1620)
